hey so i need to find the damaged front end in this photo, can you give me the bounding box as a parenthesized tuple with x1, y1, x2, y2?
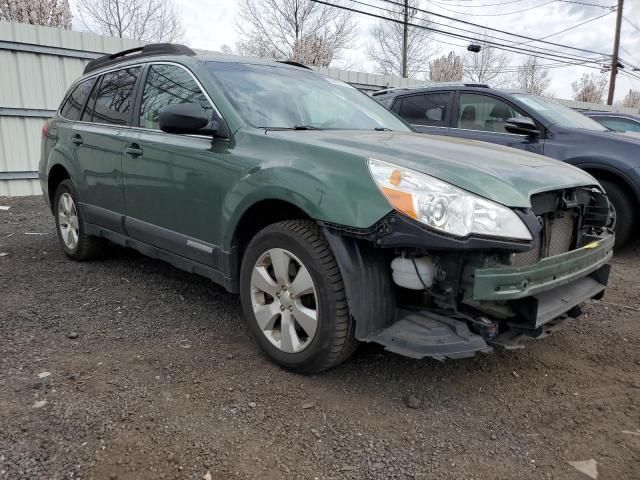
(323, 186, 613, 360)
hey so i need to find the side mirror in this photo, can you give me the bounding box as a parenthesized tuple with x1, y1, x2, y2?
(159, 103, 229, 138)
(504, 117, 540, 137)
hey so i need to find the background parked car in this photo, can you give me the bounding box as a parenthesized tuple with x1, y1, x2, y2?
(374, 84, 640, 246)
(583, 111, 640, 138)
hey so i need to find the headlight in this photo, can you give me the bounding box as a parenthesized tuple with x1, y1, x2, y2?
(368, 158, 532, 240)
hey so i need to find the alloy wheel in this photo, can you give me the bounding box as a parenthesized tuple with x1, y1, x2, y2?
(250, 248, 318, 353)
(58, 192, 79, 250)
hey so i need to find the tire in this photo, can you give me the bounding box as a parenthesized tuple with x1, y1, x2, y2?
(599, 179, 635, 248)
(239, 220, 358, 374)
(54, 179, 106, 260)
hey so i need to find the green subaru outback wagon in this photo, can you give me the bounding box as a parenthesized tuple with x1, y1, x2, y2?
(40, 44, 614, 373)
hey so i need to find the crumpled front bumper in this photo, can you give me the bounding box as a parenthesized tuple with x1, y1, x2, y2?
(472, 233, 614, 301)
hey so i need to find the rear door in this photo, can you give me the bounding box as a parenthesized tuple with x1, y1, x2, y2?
(448, 91, 545, 155)
(391, 91, 453, 135)
(72, 67, 142, 232)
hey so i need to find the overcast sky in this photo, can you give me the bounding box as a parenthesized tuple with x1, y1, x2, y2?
(76, 0, 640, 102)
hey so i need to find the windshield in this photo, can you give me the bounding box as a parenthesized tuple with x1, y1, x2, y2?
(512, 94, 609, 131)
(206, 62, 411, 131)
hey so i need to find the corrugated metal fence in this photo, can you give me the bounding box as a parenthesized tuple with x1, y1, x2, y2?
(1, 21, 638, 196)
(0, 21, 144, 196)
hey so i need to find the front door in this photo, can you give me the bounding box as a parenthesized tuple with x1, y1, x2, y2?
(121, 63, 233, 266)
(448, 92, 545, 155)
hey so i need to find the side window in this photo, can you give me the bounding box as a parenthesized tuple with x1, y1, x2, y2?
(598, 117, 640, 132)
(60, 79, 95, 121)
(457, 93, 524, 133)
(397, 93, 452, 126)
(91, 67, 141, 125)
(374, 95, 394, 108)
(139, 64, 214, 130)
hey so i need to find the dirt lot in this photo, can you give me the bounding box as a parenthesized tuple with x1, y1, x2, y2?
(1, 195, 639, 480)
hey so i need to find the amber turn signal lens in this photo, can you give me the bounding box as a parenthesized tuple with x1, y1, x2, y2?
(381, 187, 417, 219)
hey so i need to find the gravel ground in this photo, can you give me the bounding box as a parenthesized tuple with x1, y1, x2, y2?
(1, 195, 639, 480)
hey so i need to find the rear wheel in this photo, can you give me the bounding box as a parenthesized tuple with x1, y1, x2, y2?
(599, 179, 635, 248)
(54, 179, 106, 260)
(239, 220, 358, 373)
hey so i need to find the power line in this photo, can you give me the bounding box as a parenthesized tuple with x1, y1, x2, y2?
(557, 0, 615, 8)
(429, 0, 559, 16)
(345, 0, 609, 64)
(512, 10, 614, 47)
(373, 0, 614, 57)
(622, 15, 640, 31)
(426, 0, 528, 7)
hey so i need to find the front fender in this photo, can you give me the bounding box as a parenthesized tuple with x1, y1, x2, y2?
(566, 157, 640, 202)
(221, 164, 393, 250)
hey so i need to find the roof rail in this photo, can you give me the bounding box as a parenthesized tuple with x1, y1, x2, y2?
(83, 43, 196, 74)
(277, 60, 313, 70)
(373, 82, 491, 95)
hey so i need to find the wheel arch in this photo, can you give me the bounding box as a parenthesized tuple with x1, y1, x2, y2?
(47, 164, 71, 212)
(578, 163, 639, 205)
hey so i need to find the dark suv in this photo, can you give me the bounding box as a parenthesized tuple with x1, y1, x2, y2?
(374, 84, 640, 246)
(40, 45, 614, 373)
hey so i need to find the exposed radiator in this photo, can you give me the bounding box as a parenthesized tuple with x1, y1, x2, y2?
(512, 210, 576, 267)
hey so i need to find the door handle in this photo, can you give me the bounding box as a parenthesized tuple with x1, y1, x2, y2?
(71, 134, 83, 146)
(125, 144, 143, 157)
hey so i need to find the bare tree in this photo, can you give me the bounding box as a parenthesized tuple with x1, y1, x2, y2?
(220, 40, 275, 58)
(572, 72, 608, 103)
(622, 89, 640, 109)
(235, 0, 355, 67)
(76, 0, 184, 42)
(367, 0, 437, 79)
(515, 56, 551, 96)
(0, 0, 72, 28)
(463, 31, 512, 87)
(429, 51, 463, 82)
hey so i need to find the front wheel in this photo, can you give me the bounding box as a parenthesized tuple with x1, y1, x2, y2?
(599, 179, 635, 248)
(239, 220, 358, 373)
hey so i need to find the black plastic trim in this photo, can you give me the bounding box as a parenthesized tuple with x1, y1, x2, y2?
(84, 43, 195, 74)
(323, 212, 538, 253)
(84, 223, 237, 292)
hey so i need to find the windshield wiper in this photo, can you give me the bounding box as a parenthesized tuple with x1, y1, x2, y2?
(374, 127, 393, 131)
(293, 125, 320, 130)
(259, 125, 322, 131)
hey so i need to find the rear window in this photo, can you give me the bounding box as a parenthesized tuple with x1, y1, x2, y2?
(88, 67, 141, 125)
(59, 79, 95, 121)
(398, 92, 452, 126)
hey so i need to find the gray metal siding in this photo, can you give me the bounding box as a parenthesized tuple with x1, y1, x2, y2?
(0, 21, 145, 196)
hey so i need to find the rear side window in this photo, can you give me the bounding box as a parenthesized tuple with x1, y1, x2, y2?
(374, 95, 394, 108)
(397, 92, 452, 126)
(60, 79, 95, 121)
(89, 67, 141, 125)
(597, 117, 640, 132)
(139, 64, 213, 130)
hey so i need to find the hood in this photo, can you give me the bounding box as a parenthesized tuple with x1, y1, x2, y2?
(268, 130, 599, 208)
(619, 131, 640, 140)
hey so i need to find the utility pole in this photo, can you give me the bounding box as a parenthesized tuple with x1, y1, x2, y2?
(607, 0, 624, 105)
(402, 0, 408, 78)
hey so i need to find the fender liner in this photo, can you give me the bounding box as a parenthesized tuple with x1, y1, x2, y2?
(323, 228, 396, 340)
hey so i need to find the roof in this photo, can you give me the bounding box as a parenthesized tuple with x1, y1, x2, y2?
(83, 43, 314, 76)
(372, 82, 491, 96)
(583, 111, 640, 119)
